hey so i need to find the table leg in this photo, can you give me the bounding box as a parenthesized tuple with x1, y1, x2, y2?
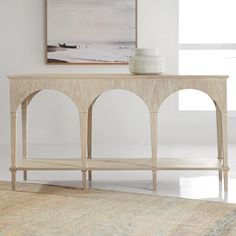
(152, 171, 157, 191)
(82, 170, 87, 190)
(221, 112, 229, 192)
(80, 112, 88, 190)
(87, 105, 93, 182)
(216, 105, 223, 182)
(11, 112, 17, 191)
(11, 170, 16, 191)
(22, 99, 29, 181)
(150, 112, 158, 191)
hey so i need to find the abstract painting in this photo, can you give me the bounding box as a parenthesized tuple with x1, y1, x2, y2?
(46, 0, 137, 64)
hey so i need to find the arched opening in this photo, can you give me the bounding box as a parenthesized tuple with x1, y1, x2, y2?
(179, 89, 216, 111)
(157, 89, 221, 197)
(158, 89, 218, 177)
(90, 89, 151, 180)
(158, 89, 217, 146)
(17, 90, 81, 160)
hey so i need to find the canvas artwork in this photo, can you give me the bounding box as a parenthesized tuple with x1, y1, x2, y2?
(46, 0, 137, 64)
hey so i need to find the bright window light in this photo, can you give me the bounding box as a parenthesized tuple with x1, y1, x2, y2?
(179, 50, 236, 110)
(179, 0, 236, 111)
(179, 0, 236, 44)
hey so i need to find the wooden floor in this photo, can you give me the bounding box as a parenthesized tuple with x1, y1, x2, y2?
(16, 158, 221, 171)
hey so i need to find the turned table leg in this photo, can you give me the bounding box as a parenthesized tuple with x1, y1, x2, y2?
(80, 112, 88, 190)
(216, 105, 223, 182)
(152, 171, 157, 191)
(221, 112, 229, 192)
(150, 112, 158, 191)
(10, 112, 17, 191)
(87, 105, 93, 182)
(22, 99, 29, 181)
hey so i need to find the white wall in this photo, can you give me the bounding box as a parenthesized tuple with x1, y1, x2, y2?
(0, 0, 234, 154)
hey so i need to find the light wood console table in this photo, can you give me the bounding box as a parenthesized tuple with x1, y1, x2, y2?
(8, 74, 229, 191)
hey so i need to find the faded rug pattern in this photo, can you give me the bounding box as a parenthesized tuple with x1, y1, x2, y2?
(0, 181, 236, 236)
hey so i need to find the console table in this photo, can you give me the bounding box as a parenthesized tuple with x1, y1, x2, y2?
(8, 74, 229, 192)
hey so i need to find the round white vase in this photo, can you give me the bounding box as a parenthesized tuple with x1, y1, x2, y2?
(129, 48, 165, 75)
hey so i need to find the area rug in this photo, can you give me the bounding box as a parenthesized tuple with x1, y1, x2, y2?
(0, 182, 236, 236)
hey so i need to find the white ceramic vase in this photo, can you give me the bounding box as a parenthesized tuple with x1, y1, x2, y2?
(129, 48, 165, 75)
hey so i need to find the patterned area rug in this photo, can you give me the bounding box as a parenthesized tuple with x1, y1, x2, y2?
(0, 181, 236, 236)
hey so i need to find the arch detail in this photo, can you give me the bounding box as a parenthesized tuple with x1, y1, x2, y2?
(13, 88, 81, 112)
(156, 87, 224, 112)
(87, 88, 150, 112)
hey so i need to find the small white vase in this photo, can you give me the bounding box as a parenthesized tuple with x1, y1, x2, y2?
(129, 48, 165, 75)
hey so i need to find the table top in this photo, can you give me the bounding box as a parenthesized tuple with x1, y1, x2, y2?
(8, 74, 228, 80)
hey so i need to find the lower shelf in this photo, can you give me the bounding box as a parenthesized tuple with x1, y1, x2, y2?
(15, 158, 222, 171)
